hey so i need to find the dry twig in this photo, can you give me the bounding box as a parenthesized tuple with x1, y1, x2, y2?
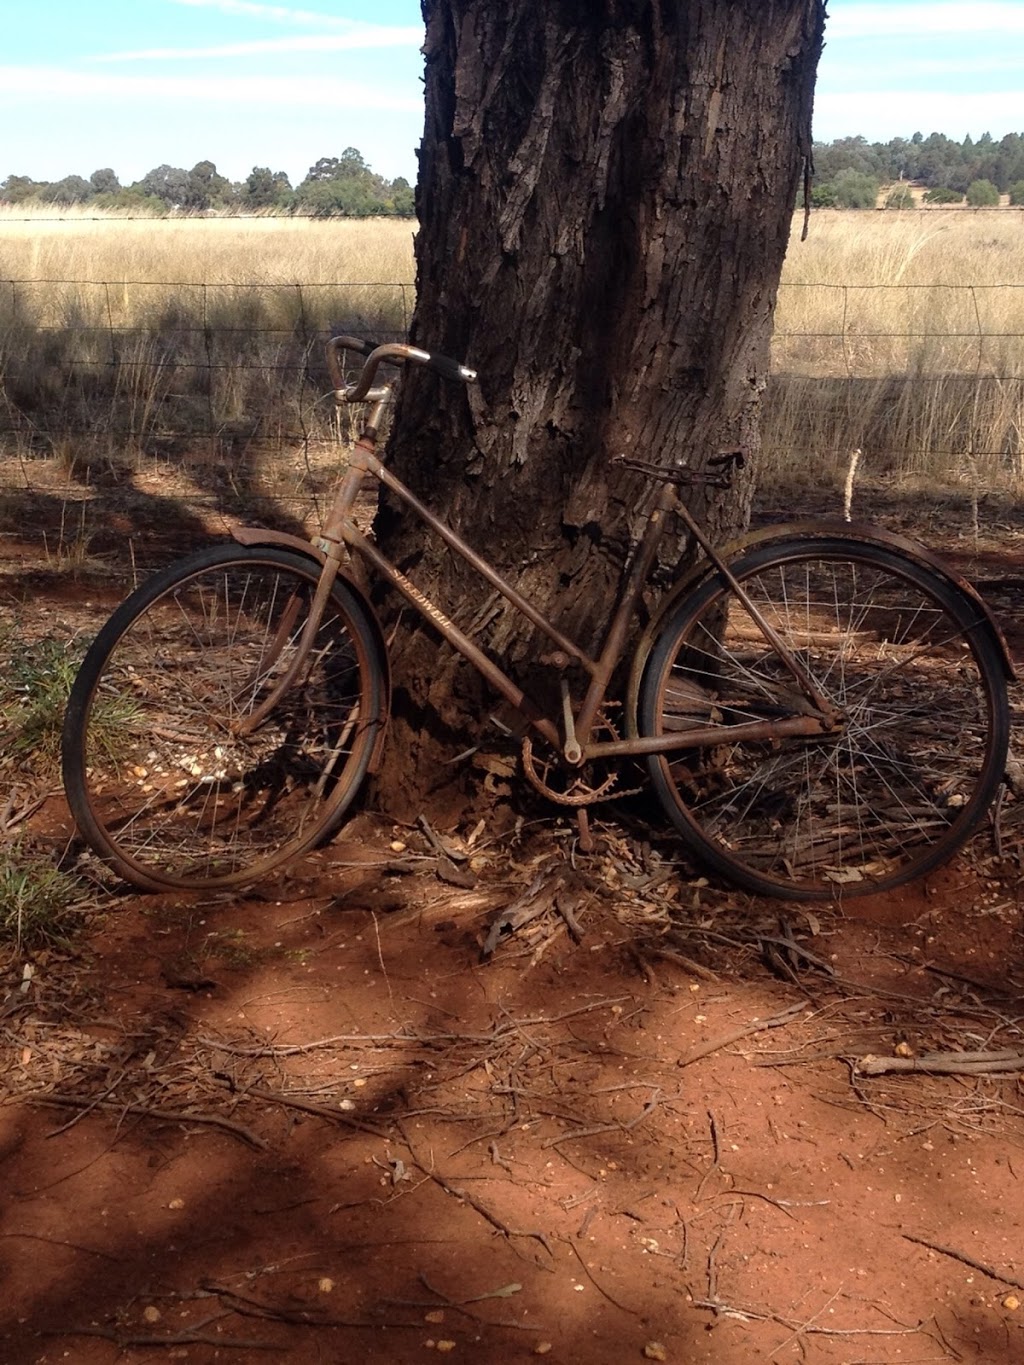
(903, 1233, 1024, 1291)
(30, 1092, 268, 1150)
(234, 1084, 392, 1139)
(398, 1119, 554, 1260)
(43, 1321, 277, 1351)
(855, 1049, 1024, 1077)
(677, 1001, 808, 1069)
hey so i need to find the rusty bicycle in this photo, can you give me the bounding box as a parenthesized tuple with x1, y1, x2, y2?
(62, 336, 1012, 900)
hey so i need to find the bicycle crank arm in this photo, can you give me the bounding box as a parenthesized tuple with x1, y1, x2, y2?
(560, 678, 583, 764)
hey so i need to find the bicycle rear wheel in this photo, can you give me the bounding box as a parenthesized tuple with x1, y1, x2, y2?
(638, 537, 1009, 899)
(63, 545, 386, 891)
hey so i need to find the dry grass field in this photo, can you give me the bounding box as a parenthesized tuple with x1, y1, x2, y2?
(0, 208, 415, 307)
(768, 211, 1024, 493)
(1, 206, 1022, 500)
(0, 212, 416, 497)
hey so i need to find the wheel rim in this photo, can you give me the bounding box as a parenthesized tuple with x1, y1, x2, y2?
(72, 557, 379, 888)
(646, 548, 1005, 897)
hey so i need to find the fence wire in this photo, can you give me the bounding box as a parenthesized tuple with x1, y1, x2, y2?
(1, 278, 1023, 519)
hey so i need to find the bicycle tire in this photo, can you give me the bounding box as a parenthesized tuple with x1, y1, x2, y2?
(62, 544, 386, 892)
(638, 537, 1009, 899)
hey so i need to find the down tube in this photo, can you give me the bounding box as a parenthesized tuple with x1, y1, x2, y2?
(345, 525, 563, 750)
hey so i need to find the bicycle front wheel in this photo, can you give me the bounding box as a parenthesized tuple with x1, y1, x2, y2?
(63, 545, 386, 891)
(638, 538, 1009, 899)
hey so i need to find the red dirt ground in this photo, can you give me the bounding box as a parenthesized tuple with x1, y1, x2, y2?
(3, 481, 1024, 1364)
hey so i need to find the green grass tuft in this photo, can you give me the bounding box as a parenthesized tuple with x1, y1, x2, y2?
(1, 633, 141, 777)
(0, 843, 87, 949)
(1, 637, 81, 773)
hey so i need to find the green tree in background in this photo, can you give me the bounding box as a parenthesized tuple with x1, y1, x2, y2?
(813, 135, 881, 182)
(183, 160, 231, 211)
(834, 168, 878, 208)
(294, 147, 393, 216)
(137, 165, 192, 206)
(40, 175, 93, 205)
(245, 166, 293, 209)
(806, 129, 1024, 206)
(89, 168, 120, 195)
(8, 128, 1020, 216)
(885, 184, 915, 209)
(2, 174, 43, 202)
(965, 178, 1000, 206)
(0, 148, 416, 216)
(389, 176, 415, 216)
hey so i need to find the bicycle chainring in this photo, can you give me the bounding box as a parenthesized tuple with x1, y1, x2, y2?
(520, 709, 640, 807)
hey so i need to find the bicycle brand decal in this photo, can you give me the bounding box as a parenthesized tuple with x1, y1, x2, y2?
(388, 564, 458, 635)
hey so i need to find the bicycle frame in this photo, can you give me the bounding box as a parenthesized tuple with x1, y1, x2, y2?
(264, 369, 835, 766)
(65, 333, 1016, 898)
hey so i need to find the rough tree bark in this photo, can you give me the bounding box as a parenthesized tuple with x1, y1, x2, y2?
(375, 0, 825, 806)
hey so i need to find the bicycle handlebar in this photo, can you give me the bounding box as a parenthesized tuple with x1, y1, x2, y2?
(326, 333, 477, 403)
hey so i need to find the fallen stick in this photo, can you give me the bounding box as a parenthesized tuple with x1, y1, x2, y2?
(693, 1297, 928, 1339)
(676, 1001, 808, 1069)
(398, 1119, 553, 1259)
(649, 947, 720, 983)
(855, 1049, 1024, 1077)
(44, 1324, 277, 1351)
(903, 1233, 1024, 1291)
(31, 1093, 268, 1150)
(542, 1091, 661, 1151)
(201, 1280, 372, 1328)
(238, 1085, 392, 1140)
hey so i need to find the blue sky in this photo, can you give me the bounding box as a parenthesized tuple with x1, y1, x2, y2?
(3, 1, 1023, 188)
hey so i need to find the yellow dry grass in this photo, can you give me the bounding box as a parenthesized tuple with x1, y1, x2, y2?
(0, 210, 416, 335)
(777, 210, 1024, 375)
(767, 211, 1024, 492)
(0, 207, 415, 287)
(1, 206, 1022, 494)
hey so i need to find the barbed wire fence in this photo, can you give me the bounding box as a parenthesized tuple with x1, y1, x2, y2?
(0, 280, 416, 537)
(765, 281, 1024, 491)
(1, 277, 1022, 556)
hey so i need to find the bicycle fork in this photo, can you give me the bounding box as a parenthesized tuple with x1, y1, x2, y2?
(229, 552, 346, 737)
(230, 438, 374, 737)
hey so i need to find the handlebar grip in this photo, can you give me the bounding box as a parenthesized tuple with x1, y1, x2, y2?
(421, 349, 477, 384)
(326, 335, 476, 401)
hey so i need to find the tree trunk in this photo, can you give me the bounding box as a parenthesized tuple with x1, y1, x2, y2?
(375, 0, 825, 809)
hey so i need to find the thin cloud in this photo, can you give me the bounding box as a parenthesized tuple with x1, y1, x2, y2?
(0, 65, 423, 111)
(827, 2, 1024, 39)
(167, 0, 410, 30)
(822, 54, 1024, 82)
(94, 31, 422, 63)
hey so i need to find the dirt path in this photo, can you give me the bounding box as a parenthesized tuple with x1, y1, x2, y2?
(3, 480, 1024, 1363)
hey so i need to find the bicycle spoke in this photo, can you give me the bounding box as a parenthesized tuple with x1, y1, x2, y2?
(64, 547, 384, 891)
(641, 540, 1007, 897)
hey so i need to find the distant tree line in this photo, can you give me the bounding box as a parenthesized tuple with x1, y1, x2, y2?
(7, 131, 1024, 217)
(0, 147, 415, 216)
(810, 130, 1024, 208)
